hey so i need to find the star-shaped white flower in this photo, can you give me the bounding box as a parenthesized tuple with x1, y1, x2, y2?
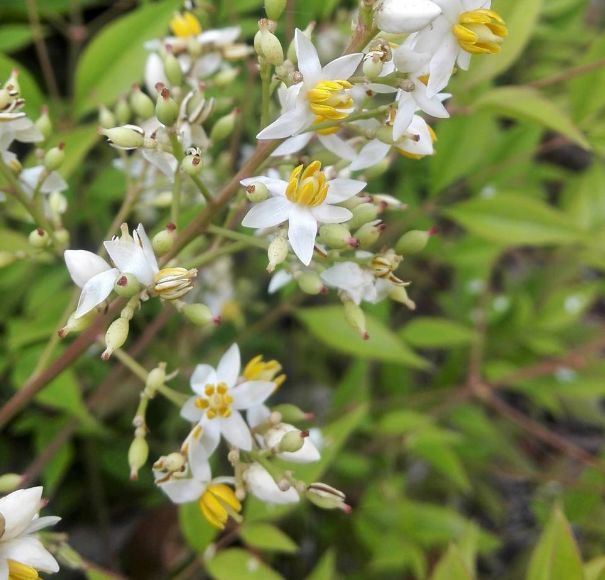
(180, 344, 276, 457)
(241, 161, 366, 265)
(321, 261, 390, 304)
(257, 30, 363, 140)
(0, 486, 61, 578)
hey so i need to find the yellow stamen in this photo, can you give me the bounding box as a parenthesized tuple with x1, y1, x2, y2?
(153, 267, 197, 300)
(285, 161, 329, 207)
(170, 11, 202, 38)
(8, 561, 39, 580)
(198, 484, 242, 529)
(243, 355, 286, 388)
(453, 9, 507, 55)
(307, 80, 354, 135)
(195, 382, 233, 419)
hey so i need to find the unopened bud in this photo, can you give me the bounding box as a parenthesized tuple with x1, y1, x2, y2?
(259, 29, 284, 65)
(210, 110, 238, 142)
(43, 143, 65, 171)
(271, 404, 314, 423)
(49, 191, 67, 217)
(297, 272, 324, 295)
(35, 107, 52, 139)
(375, 125, 394, 145)
(348, 202, 379, 230)
(246, 182, 269, 202)
(267, 235, 288, 272)
(115, 97, 131, 125)
(278, 429, 307, 453)
(354, 220, 384, 249)
(182, 303, 217, 326)
(0, 473, 22, 493)
(363, 54, 383, 79)
(28, 228, 50, 249)
(389, 284, 416, 310)
(344, 300, 368, 339)
(152, 223, 177, 256)
(0, 88, 10, 111)
(306, 483, 351, 512)
(214, 67, 240, 87)
(146, 364, 166, 391)
(153, 267, 197, 300)
(128, 435, 149, 480)
(181, 151, 202, 176)
(318, 223, 357, 249)
(101, 317, 130, 360)
(52, 228, 70, 252)
(395, 227, 437, 255)
(98, 105, 116, 129)
(58, 309, 96, 338)
(114, 273, 142, 297)
(265, 0, 287, 20)
(100, 124, 145, 150)
(130, 84, 155, 119)
(155, 88, 179, 126)
(5, 69, 20, 95)
(163, 49, 183, 86)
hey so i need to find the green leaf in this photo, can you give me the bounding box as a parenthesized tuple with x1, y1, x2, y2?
(295, 306, 428, 369)
(527, 506, 584, 580)
(0, 54, 43, 116)
(570, 34, 605, 125)
(446, 193, 585, 246)
(430, 545, 474, 580)
(0, 25, 35, 53)
(473, 87, 591, 150)
(73, 1, 179, 116)
(206, 548, 283, 580)
(178, 502, 217, 553)
(240, 523, 298, 553)
(585, 556, 605, 580)
(377, 410, 433, 435)
(461, 0, 543, 87)
(306, 549, 336, 580)
(400, 317, 476, 349)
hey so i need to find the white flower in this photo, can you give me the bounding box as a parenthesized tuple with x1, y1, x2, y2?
(0, 486, 60, 578)
(241, 161, 366, 265)
(0, 115, 42, 167)
(180, 344, 276, 456)
(374, 0, 442, 34)
(243, 463, 299, 505)
(19, 166, 68, 197)
(406, 0, 507, 96)
(257, 30, 363, 140)
(264, 423, 321, 464)
(321, 261, 385, 304)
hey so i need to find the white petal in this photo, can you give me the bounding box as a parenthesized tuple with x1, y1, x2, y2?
(190, 365, 217, 394)
(272, 133, 313, 157)
(311, 204, 352, 224)
(74, 268, 118, 319)
(0, 487, 41, 541)
(287, 205, 318, 266)
(242, 197, 292, 229)
(181, 396, 204, 422)
(3, 536, 60, 573)
(318, 134, 357, 161)
(189, 440, 212, 481)
(104, 239, 154, 287)
(197, 418, 221, 457)
(247, 404, 271, 429)
(393, 45, 431, 73)
(375, 0, 442, 33)
(192, 53, 222, 78)
(220, 411, 253, 451)
(64, 250, 111, 287)
(135, 224, 159, 273)
(295, 29, 321, 84)
(240, 176, 287, 197)
(427, 36, 458, 96)
(244, 463, 299, 504)
(18, 166, 45, 194)
(256, 105, 311, 140)
(24, 515, 61, 535)
(320, 53, 364, 81)
(232, 380, 275, 410)
(457, 49, 472, 71)
(325, 178, 366, 203)
(413, 82, 450, 118)
(434, 0, 462, 21)
(145, 53, 168, 94)
(39, 171, 67, 194)
(266, 424, 321, 463)
(157, 478, 205, 504)
(141, 148, 178, 179)
(393, 93, 416, 141)
(198, 26, 241, 46)
(268, 270, 293, 294)
(349, 140, 391, 171)
(217, 343, 241, 388)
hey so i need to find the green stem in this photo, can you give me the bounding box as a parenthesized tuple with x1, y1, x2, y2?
(208, 224, 269, 250)
(189, 174, 214, 204)
(171, 169, 183, 226)
(260, 62, 272, 129)
(185, 241, 248, 269)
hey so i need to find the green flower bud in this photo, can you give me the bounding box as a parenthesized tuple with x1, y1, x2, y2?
(343, 300, 368, 340)
(389, 284, 416, 310)
(395, 227, 437, 255)
(188, 37, 203, 57)
(129, 84, 155, 119)
(363, 54, 383, 79)
(375, 125, 394, 145)
(354, 220, 385, 249)
(306, 483, 351, 512)
(58, 309, 96, 338)
(114, 273, 142, 297)
(0, 251, 16, 268)
(163, 50, 183, 86)
(214, 67, 239, 87)
(152, 224, 177, 256)
(265, 0, 287, 20)
(267, 235, 288, 273)
(340, 195, 370, 211)
(210, 110, 238, 142)
(101, 317, 130, 360)
(155, 87, 179, 126)
(114, 97, 131, 125)
(0, 88, 10, 111)
(29, 228, 50, 249)
(99, 124, 145, 150)
(98, 105, 116, 129)
(259, 29, 284, 65)
(181, 150, 202, 176)
(48, 191, 67, 220)
(297, 272, 325, 295)
(347, 202, 379, 230)
(43, 143, 65, 171)
(146, 364, 166, 392)
(5, 69, 20, 95)
(128, 435, 149, 480)
(318, 224, 358, 250)
(271, 403, 314, 423)
(278, 429, 307, 453)
(0, 474, 21, 493)
(52, 228, 70, 252)
(182, 302, 218, 326)
(35, 107, 52, 139)
(245, 181, 269, 202)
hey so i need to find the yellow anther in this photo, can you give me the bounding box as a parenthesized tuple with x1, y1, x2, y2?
(8, 561, 39, 580)
(244, 355, 286, 389)
(453, 9, 507, 55)
(198, 484, 242, 529)
(153, 267, 197, 300)
(170, 11, 202, 38)
(285, 161, 329, 207)
(307, 80, 354, 134)
(196, 382, 233, 420)
(204, 384, 214, 396)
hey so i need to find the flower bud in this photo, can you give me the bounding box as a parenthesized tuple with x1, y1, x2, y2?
(258, 29, 284, 65)
(130, 84, 155, 119)
(43, 143, 65, 171)
(0, 88, 10, 111)
(0, 251, 16, 268)
(343, 300, 368, 340)
(363, 54, 383, 79)
(210, 110, 238, 142)
(163, 50, 183, 86)
(4, 69, 20, 96)
(58, 309, 96, 338)
(152, 224, 177, 256)
(389, 284, 416, 310)
(277, 429, 307, 453)
(28, 228, 50, 249)
(35, 107, 52, 139)
(98, 105, 116, 129)
(114, 273, 142, 297)
(354, 220, 385, 249)
(155, 87, 179, 126)
(374, 0, 441, 34)
(318, 223, 357, 249)
(154, 267, 197, 300)
(375, 125, 394, 145)
(297, 272, 325, 295)
(146, 364, 166, 391)
(128, 435, 149, 480)
(245, 182, 269, 202)
(165, 452, 187, 473)
(306, 483, 351, 512)
(0, 473, 22, 493)
(265, 0, 287, 20)
(182, 303, 218, 326)
(101, 317, 130, 360)
(181, 150, 202, 176)
(49, 190, 67, 218)
(214, 67, 240, 87)
(267, 235, 288, 272)
(188, 37, 203, 57)
(52, 228, 70, 252)
(99, 124, 145, 150)
(395, 227, 437, 255)
(347, 202, 379, 230)
(115, 97, 131, 125)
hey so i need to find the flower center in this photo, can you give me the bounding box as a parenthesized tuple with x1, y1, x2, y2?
(153, 267, 198, 300)
(244, 355, 286, 387)
(198, 483, 242, 529)
(307, 80, 354, 135)
(397, 125, 437, 160)
(195, 382, 234, 419)
(170, 11, 202, 38)
(452, 9, 507, 55)
(285, 161, 329, 207)
(8, 561, 39, 580)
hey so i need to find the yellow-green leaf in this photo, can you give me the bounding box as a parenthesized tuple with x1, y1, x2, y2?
(207, 548, 283, 580)
(240, 523, 298, 554)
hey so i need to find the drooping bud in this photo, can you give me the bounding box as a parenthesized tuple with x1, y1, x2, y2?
(277, 429, 307, 453)
(0, 473, 22, 493)
(318, 223, 358, 250)
(214, 67, 240, 87)
(128, 435, 149, 480)
(267, 235, 288, 272)
(48, 191, 67, 219)
(271, 403, 314, 423)
(245, 182, 269, 202)
(210, 110, 238, 142)
(258, 28, 284, 65)
(35, 107, 52, 139)
(181, 148, 202, 176)
(395, 227, 437, 255)
(374, 0, 441, 34)
(297, 272, 325, 295)
(354, 220, 385, 249)
(265, 0, 287, 20)
(58, 309, 96, 338)
(181, 303, 218, 326)
(154, 452, 187, 474)
(146, 364, 166, 392)
(155, 87, 179, 126)
(163, 48, 183, 86)
(113, 273, 142, 298)
(52, 228, 70, 252)
(343, 299, 368, 340)
(153, 267, 198, 300)
(28, 228, 50, 249)
(130, 84, 155, 119)
(389, 284, 416, 310)
(306, 483, 351, 512)
(101, 317, 130, 360)
(98, 105, 116, 129)
(347, 202, 379, 230)
(43, 143, 65, 171)
(152, 223, 177, 256)
(99, 124, 145, 150)
(115, 97, 131, 125)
